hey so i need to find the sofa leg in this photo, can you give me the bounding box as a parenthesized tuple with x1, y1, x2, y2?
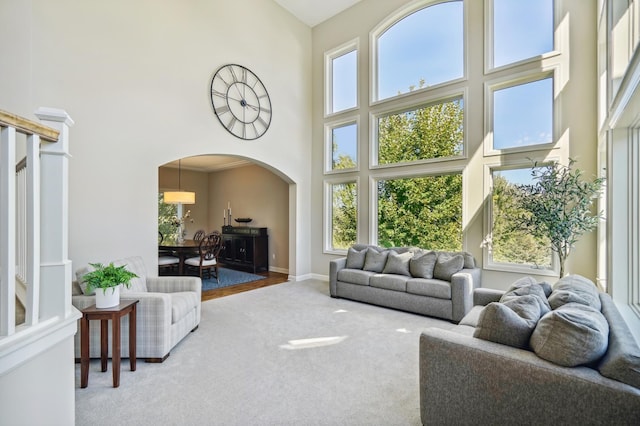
(144, 353, 170, 363)
(191, 325, 199, 332)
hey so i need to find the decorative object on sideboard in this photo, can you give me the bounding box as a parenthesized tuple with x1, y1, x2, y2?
(235, 218, 252, 223)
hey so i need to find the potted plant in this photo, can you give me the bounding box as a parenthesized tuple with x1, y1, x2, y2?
(508, 159, 605, 278)
(82, 262, 139, 308)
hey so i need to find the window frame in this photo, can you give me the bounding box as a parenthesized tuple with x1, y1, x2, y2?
(484, 70, 559, 156)
(324, 38, 360, 118)
(324, 115, 360, 175)
(369, 0, 467, 106)
(485, 0, 559, 73)
(482, 160, 560, 276)
(324, 177, 360, 255)
(370, 89, 467, 169)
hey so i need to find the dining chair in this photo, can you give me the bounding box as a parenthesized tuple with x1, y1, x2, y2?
(158, 231, 179, 275)
(193, 229, 206, 242)
(184, 231, 223, 282)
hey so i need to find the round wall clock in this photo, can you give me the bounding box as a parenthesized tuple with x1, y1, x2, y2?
(210, 64, 272, 140)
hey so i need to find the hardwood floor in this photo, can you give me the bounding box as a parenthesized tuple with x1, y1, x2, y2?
(201, 271, 289, 302)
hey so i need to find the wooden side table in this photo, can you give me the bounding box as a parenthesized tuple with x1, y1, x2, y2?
(80, 299, 139, 388)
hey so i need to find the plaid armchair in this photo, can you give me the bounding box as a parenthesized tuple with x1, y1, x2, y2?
(72, 256, 201, 362)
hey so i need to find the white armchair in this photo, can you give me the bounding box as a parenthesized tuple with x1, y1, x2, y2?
(72, 256, 201, 362)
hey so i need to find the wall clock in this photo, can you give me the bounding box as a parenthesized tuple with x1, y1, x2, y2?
(210, 64, 272, 140)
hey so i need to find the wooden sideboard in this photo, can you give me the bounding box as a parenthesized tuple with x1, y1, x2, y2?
(220, 227, 268, 273)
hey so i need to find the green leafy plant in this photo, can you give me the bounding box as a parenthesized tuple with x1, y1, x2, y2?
(509, 159, 605, 277)
(82, 262, 139, 294)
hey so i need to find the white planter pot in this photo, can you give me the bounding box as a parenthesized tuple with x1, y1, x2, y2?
(95, 285, 121, 308)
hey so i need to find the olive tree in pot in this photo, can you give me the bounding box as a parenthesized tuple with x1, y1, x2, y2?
(82, 262, 139, 308)
(508, 159, 605, 278)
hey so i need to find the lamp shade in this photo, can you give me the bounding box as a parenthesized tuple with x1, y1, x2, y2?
(164, 191, 195, 204)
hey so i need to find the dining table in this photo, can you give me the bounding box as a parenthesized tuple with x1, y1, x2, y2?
(159, 239, 201, 275)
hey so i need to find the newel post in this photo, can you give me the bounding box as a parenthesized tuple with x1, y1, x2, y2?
(35, 107, 75, 320)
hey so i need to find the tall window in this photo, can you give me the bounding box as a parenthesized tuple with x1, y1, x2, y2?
(376, 97, 464, 166)
(326, 120, 358, 172)
(326, 41, 358, 114)
(492, 0, 554, 68)
(488, 167, 553, 271)
(376, 174, 462, 250)
(327, 180, 358, 251)
(491, 77, 553, 151)
(376, 1, 463, 100)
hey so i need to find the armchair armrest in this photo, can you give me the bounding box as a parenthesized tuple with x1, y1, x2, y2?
(329, 257, 347, 297)
(419, 328, 640, 425)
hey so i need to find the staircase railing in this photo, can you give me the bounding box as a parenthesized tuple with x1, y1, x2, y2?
(0, 107, 81, 375)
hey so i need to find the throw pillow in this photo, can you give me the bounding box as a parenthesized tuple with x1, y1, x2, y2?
(346, 247, 367, 269)
(548, 274, 601, 311)
(409, 251, 437, 279)
(432, 254, 464, 281)
(363, 248, 389, 273)
(500, 276, 551, 316)
(473, 295, 543, 349)
(530, 302, 609, 367)
(76, 265, 96, 296)
(441, 251, 475, 269)
(382, 250, 413, 276)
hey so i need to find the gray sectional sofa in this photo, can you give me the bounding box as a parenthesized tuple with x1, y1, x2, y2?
(329, 244, 482, 322)
(419, 275, 640, 425)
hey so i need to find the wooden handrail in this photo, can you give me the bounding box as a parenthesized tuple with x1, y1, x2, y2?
(0, 109, 59, 142)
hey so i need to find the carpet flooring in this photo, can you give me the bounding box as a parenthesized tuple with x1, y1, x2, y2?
(201, 267, 265, 291)
(75, 279, 456, 425)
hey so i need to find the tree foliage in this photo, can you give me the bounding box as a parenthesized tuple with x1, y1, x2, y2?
(158, 193, 177, 240)
(332, 181, 357, 249)
(506, 159, 605, 277)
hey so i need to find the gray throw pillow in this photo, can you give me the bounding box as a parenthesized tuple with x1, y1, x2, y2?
(530, 302, 609, 367)
(548, 274, 601, 310)
(409, 251, 437, 279)
(500, 276, 551, 316)
(346, 247, 367, 269)
(382, 250, 412, 276)
(473, 295, 543, 349)
(363, 248, 389, 273)
(441, 251, 475, 269)
(432, 254, 464, 281)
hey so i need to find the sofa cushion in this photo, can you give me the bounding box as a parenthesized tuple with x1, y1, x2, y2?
(75, 264, 97, 295)
(548, 274, 601, 311)
(346, 247, 367, 269)
(500, 276, 551, 316)
(473, 295, 543, 349)
(597, 293, 640, 389)
(530, 302, 609, 367)
(409, 251, 437, 279)
(433, 254, 464, 281)
(112, 256, 148, 293)
(406, 278, 452, 299)
(370, 274, 410, 292)
(382, 250, 413, 276)
(337, 269, 374, 286)
(363, 248, 389, 273)
(459, 305, 484, 327)
(170, 291, 199, 324)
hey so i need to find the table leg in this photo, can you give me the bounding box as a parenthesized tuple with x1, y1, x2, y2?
(112, 314, 121, 388)
(80, 316, 90, 388)
(129, 304, 137, 372)
(100, 319, 108, 372)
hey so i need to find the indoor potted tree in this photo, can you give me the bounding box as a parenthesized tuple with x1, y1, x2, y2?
(81, 262, 139, 308)
(509, 159, 605, 278)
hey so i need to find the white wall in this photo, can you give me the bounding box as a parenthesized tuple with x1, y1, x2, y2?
(0, 0, 313, 278)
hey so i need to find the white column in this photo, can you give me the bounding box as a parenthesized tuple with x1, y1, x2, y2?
(0, 126, 17, 336)
(34, 107, 74, 320)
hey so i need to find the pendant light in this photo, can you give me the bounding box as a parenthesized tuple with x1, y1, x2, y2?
(164, 159, 195, 204)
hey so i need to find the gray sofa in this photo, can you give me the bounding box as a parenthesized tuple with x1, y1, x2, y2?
(330, 244, 481, 322)
(419, 275, 640, 425)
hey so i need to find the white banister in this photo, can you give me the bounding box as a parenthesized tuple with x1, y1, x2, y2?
(25, 133, 41, 326)
(0, 125, 17, 336)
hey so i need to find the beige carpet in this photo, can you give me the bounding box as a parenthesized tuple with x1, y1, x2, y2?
(75, 279, 455, 425)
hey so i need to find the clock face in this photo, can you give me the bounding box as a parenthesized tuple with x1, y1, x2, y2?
(210, 64, 272, 140)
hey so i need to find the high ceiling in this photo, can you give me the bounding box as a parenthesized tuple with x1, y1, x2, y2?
(273, 0, 361, 27)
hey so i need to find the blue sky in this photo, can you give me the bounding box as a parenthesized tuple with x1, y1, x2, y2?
(331, 0, 554, 158)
